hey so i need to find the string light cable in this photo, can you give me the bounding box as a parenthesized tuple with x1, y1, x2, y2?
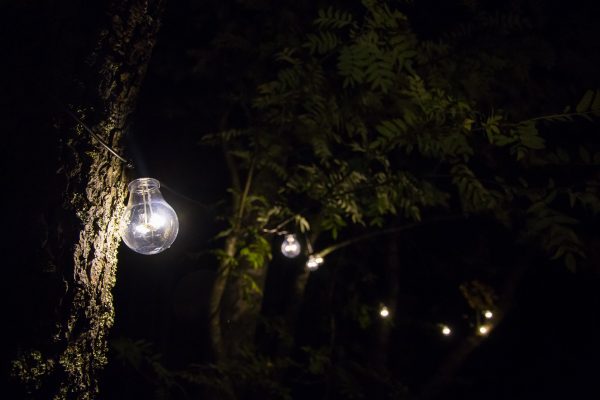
(57, 99, 216, 254)
(57, 99, 213, 209)
(59, 102, 134, 169)
(58, 100, 464, 259)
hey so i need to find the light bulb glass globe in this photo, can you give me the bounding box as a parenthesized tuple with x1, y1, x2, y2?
(120, 178, 179, 255)
(306, 255, 324, 271)
(442, 326, 452, 336)
(484, 310, 493, 319)
(281, 234, 301, 258)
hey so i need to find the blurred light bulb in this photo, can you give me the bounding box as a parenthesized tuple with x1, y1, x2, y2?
(441, 325, 452, 336)
(379, 306, 390, 318)
(306, 255, 324, 271)
(120, 178, 179, 255)
(478, 325, 490, 335)
(484, 310, 493, 319)
(281, 234, 301, 258)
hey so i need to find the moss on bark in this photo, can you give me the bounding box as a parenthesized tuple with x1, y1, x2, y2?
(11, 1, 165, 398)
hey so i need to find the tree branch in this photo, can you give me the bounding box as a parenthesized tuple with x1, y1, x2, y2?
(415, 251, 532, 400)
(315, 215, 465, 258)
(236, 157, 256, 227)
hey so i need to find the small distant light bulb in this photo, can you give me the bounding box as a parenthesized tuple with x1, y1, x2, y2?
(441, 325, 452, 336)
(484, 310, 493, 319)
(379, 306, 390, 318)
(120, 178, 179, 255)
(478, 325, 490, 335)
(306, 255, 324, 271)
(281, 234, 301, 258)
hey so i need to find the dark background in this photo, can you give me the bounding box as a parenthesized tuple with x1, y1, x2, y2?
(2, 0, 600, 399)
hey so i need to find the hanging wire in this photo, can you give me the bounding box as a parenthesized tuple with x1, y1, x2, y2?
(159, 182, 218, 210)
(57, 98, 215, 209)
(57, 101, 135, 169)
(262, 219, 293, 235)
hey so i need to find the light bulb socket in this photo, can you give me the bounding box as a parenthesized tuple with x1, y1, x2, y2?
(129, 177, 160, 193)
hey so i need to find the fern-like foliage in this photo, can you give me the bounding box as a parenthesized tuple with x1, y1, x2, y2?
(216, 0, 599, 284)
(314, 7, 355, 30)
(451, 164, 498, 212)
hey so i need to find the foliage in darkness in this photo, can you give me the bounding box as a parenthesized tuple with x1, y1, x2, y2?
(110, 0, 600, 398)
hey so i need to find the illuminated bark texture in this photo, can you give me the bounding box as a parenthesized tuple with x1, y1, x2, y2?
(10, 1, 164, 398)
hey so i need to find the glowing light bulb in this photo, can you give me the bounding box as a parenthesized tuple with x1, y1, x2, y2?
(379, 306, 390, 318)
(484, 310, 493, 319)
(281, 234, 301, 258)
(441, 325, 452, 336)
(306, 255, 324, 271)
(120, 178, 179, 255)
(478, 325, 490, 335)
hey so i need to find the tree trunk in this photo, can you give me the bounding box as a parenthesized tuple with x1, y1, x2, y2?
(209, 235, 238, 362)
(222, 255, 271, 357)
(9, 1, 165, 398)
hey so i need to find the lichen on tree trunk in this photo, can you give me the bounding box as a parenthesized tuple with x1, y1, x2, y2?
(11, 1, 165, 398)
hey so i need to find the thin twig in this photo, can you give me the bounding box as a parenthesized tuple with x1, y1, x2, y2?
(316, 215, 465, 258)
(518, 109, 599, 124)
(236, 157, 256, 227)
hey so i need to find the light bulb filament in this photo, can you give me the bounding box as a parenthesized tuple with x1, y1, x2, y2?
(284, 243, 298, 252)
(281, 234, 301, 258)
(135, 213, 167, 235)
(143, 190, 151, 225)
(306, 255, 324, 270)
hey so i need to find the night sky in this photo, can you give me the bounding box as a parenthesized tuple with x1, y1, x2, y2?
(2, 0, 600, 399)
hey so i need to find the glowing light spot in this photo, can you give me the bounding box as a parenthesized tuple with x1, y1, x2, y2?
(134, 213, 167, 236)
(284, 243, 298, 252)
(484, 310, 493, 319)
(442, 325, 452, 336)
(306, 255, 324, 270)
(149, 213, 166, 229)
(379, 306, 390, 318)
(135, 224, 151, 235)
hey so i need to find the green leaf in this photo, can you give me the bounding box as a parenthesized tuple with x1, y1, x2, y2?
(592, 90, 600, 111)
(517, 122, 545, 150)
(214, 228, 232, 240)
(295, 215, 311, 232)
(576, 90, 594, 113)
(315, 7, 354, 30)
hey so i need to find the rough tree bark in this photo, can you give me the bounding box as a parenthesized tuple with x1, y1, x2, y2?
(10, 1, 165, 398)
